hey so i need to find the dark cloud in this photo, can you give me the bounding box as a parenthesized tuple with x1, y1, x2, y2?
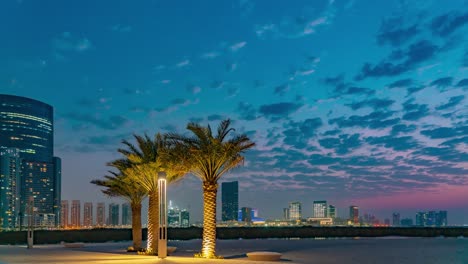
(347, 98, 394, 110)
(436, 95, 465, 110)
(210, 80, 225, 89)
(430, 11, 468, 36)
(463, 50, 468, 67)
(259, 102, 303, 118)
(377, 17, 419, 46)
(207, 114, 224, 121)
(416, 147, 468, 162)
(189, 117, 204, 123)
(343, 86, 375, 96)
(402, 103, 430, 121)
(329, 111, 398, 129)
(387, 78, 413, 88)
(366, 135, 419, 151)
(274, 84, 290, 96)
(407, 86, 425, 95)
(430, 77, 453, 89)
(420, 127, 459, 139)
(456, 78, 468, 87)
(319, 133, 361, 154)
(282, 118, 323, 148)
(356, 40, 438, 80)
(237, 102, 258, 121)
(64, 112, 129, 130)
(171, 98, 189, 105)
(391, 124, 417, 135)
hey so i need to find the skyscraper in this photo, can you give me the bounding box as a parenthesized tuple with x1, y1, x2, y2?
(349, 206, 359, 225)
(83, 202, 93, 227)
(436, 211, 447, 227)
(0, 148, 21, 230)
(0, 94, 61, 228)
(241, 207, 252, 223)
(70, 200, 80, 227)
(180, 209, 190, 227)
(96, 202, 105, 226)
(328, 205, 336, 219)
(392, 213, 400, 226)
(283, 208, 290, 220)
(221, 181, 238, 222)
(60, 200, 69, 228)
(313, 201, 328, 218)
(121, 203, 131, 226)
(289, 202, 302, 220)
(108, 203, 119, 226)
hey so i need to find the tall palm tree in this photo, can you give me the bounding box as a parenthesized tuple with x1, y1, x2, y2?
(91, 171, 147, 250)
(109, 133, 188, 254)
(168, 119, 255, 258)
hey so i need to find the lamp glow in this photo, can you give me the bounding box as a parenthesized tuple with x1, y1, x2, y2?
(158, 172, 167, 258)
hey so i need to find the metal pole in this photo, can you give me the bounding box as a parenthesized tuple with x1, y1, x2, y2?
(27, 196, 34, 249)
(158, 172, 167, 258)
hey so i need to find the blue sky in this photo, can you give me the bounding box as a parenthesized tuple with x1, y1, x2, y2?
(1, 0, 467, 224)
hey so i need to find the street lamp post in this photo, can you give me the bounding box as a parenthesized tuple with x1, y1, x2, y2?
(158, 171, 167, 259)
(27, 196, 34, 249)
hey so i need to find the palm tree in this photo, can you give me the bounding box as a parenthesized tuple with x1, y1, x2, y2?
(91, 171, 147, 250)
(109, 133, 188, 254)
(168, 119, 255, 258)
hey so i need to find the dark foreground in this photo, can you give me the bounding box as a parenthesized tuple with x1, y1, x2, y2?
(0, 237, 467, 264)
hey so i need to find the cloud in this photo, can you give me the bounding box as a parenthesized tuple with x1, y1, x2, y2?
(259, 102, 303, 118)
(53, 32, 92, 57)
(175, 59, 190, 68)
(329, 111, 399, 129)
(436, 95, 465, 110)
(111, 24, 132, 33)
(64, 113, 129, 130)
(391, 124, 417, 135)
(430, 11, 468, 36)
(402, 103, 430, 121)
(430, 77, 453, 89)
(376, 17, 419, 46)
(366, 135, 419, 151)
(237, 102, 258, 121)
(274, 84, 290, 96)
(186, 84, 202, 94)
(319, 133, 361, 154)
(387, 78, 413, 88)
(456, 78, 468, 87)
(420, 127, 463, 139)
(347, 98, 394, 110)
(207, 114, 224, 121)
(255, 16, 329, 39)
(356, 40, 439, 80)
(201, 51, 221, 59)
(230, 41, 247, 52)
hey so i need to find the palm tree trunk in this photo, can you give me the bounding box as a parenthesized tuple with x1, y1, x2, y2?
(147, 189, 159, 254)
(201, 182, 218, 258)
(131, 202, 142, 250)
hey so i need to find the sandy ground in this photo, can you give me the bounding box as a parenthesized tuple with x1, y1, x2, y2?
(0, 237, 467, 264)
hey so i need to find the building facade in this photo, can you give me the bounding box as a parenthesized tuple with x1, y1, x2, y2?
(221, 181, 238, 222)
(70, 200, 80, 227)
(108, 203, 119, 226)
(0, 94, 61, 228)
(392, 213, 400, 226)
(328, 205, 336, 219)
(83, 202, 93, 227)
(121, 203, 131, 226)
(96, 202, 105, 226)
(289, 202, 302, 220)
(349, 206, 359, 225)
(60, 200, 69, 228)
(0, 148, 21, 230)
(313, 201, 328, 218)
(180, 209, 190, 227)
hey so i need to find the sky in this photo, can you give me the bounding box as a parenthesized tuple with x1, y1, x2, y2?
(1, 0, 467, 224)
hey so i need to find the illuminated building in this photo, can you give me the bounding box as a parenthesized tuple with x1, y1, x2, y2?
(313, 201, 328, 218)
(108, 203, 119, 226)
(180, 209, 190, 227)
(416, 211, 448, 227)
(121, 203, 131, 226)
(96, 202, 105, 226)
(289, 202, 302, 220)
(349, 206, 359, 226)
(400, 218, 413, 227)
(0, 94, 61, 227)
(283, 208, 289, 220)
(60, 200, 69, 228)
(221, 181, 238, 222)
(83, 202, 93, 227)
(70, 200, 80, 227)
(241, 207, 252, 223)
(0, 148, 21, 230)
(436, 211, 447, 227)
(328, 205, 336, 219)
(392, 213, 400, 226)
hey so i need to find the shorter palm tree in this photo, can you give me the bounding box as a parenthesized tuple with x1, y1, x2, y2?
(91, 171, 147, 250)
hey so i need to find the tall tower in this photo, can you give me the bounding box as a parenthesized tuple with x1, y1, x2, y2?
(313, 201, 328, 218)
(70, 200, 81, 227)
(108, 203, 119, 226)
(60, 200, 69, 228)
(0, 148, 21, 230)
(121, 203, 131, 226)
(289, 202, 302, 220)
(83, 202, 93, 227)
(221, 181, 238, 222)
(96, 202, 105, 226)
(0, 94, 61, 228)
(328, 205, 336, 219)
(349, 205, 359, 225)
(392, 213, 400, 226)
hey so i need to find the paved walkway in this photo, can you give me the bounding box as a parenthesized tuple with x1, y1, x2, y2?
(1, 237, 467, 264)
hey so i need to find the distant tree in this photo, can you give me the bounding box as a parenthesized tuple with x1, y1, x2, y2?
(91, 171, 147, 250)
(109, 133, 188, 254)
(168, 119, 255, 258)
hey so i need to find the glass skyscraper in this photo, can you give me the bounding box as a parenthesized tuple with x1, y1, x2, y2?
(221, 181, 238, 221)
(0, 94, 61, 229)
(289, 201, 302, 220)
(313, 200, 328, 218)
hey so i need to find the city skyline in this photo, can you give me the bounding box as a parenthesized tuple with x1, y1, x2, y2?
(0, 0, 467, 224)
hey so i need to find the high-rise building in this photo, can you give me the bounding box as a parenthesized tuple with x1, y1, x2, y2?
(60, 200, 69, 228)
(180, 209, 190, 227)
(108, 203, 119, 226)
(392, 213, 400, 226)
(122, 203, 131, 226)
(241, 207, 252, 223)
(313, 201, 328, 218)
(83, 202, 93, 227)
(96, 202, 105, 226)
(0, 148, 21, 230)
(401, 218, 413, 227)
(289, 202, 302, 220)
(328, 205, 336, 219)
(221, 181, 238, 222)
(416, 211, 447, 227)
(0, 94, 61, 228)
(349, 206, 359, 225)
(70, 200, 80, 227)
(436, 211, 447, 227)
(283, 208, 290, 220)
